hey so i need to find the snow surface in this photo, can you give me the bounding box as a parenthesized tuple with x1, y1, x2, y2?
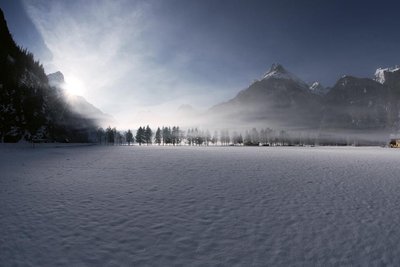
(1, 145, 400, 266)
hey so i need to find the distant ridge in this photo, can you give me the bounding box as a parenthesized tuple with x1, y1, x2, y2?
(207, 63, 400, 139)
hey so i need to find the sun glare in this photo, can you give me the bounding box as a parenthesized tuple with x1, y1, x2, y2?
(63, 75, 85, 96)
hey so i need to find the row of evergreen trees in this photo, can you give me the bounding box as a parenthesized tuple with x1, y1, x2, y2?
(96, 125, 338, 146)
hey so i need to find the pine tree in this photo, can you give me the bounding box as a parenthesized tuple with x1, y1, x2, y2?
(162, 127, 167, 145)
(155, 127, 161, 145)
(112, 127, 117, 144)
(97, 128, 105, 144)
(172, 126, 178, 145)
(144, 125, 153, 145)
(126, 129, 133, 145)
(105, 126, 115, 145)
(167, 127, 172, 144)
(136, 126, 144, 145)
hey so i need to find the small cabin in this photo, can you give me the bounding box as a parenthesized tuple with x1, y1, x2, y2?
(389, 139, 400, 148)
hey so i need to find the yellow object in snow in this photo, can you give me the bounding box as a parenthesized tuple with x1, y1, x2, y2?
(389, 139, 400, 148)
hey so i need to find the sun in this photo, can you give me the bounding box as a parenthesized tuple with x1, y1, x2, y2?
(63, 75, 85, 96)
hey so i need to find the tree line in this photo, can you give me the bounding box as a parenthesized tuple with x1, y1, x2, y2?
(95, 125, 343, 146)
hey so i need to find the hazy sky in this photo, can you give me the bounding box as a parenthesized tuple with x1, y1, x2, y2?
(1, 0, 400, 127)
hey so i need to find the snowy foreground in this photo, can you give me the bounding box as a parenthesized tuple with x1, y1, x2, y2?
(1, 145, 400, 266)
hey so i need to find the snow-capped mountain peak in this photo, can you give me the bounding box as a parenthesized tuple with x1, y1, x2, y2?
(263, 63, 291, 79)
(374, 66, 400, 84)
(309, 81, 329, 95)
(262, 63, 308, 88)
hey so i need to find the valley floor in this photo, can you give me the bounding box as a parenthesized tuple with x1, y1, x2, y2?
(1, 145, 400, 266)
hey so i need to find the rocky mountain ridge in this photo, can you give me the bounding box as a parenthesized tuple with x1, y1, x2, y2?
(208, 63, 400, 140)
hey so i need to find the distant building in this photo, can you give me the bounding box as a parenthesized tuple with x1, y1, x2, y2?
(389, 138, 400, 148)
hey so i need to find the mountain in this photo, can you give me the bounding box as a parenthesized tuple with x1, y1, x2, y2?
(375, 66, 400, 86)
(209, 64, 323, 129)
(206, 64, 400, 142)
(47, 71, 65, 87)
(374, 66, 400, 130)
(322, 76, 390, 130)
(309, 82, 329, 95)
(47, 71, 116, 127)
(0, 8, 98, 142)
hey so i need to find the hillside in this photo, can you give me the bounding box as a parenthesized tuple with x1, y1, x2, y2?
(0, 8, 98, 142)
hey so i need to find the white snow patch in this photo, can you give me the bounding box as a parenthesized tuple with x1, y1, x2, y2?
(375, 66, 400, 84)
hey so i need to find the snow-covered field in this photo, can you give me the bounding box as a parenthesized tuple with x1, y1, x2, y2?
(1, 145, 400, 266)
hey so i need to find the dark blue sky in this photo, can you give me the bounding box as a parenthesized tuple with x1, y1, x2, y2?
(2, 0, 400, 86)
(147, 0, 400, 84)
(1, 0, 400, 126)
